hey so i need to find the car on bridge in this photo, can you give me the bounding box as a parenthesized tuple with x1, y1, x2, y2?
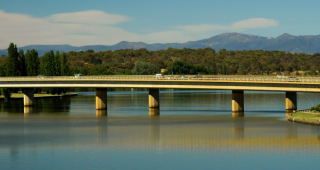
(74, 74, 84, 78)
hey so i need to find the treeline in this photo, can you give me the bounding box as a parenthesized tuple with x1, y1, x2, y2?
(0, 43, 69, 77)
(65, 48, 320, 75)
(0, 43, 70, 96)
(1, 44, 320, 77)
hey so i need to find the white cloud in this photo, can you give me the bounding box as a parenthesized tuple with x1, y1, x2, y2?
(0, 10, 139, 48)
(48, 10, 130, 25)
(232, 18, 278, 30)
(142, 30, 193, 43)
(0, 10, 279, 48)
(179, 18, 278, 33)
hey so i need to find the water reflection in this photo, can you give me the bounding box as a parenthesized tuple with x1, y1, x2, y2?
(232, 118, 245, 139)
(232, 111, 244, 118)
(0, 115, 320, 170)
(1, 116, 319, 152)
(148, 108, 160, 117)
(35, 97, 71, 114)
(96, 110, 107, 117)
(0, 97, 72, 115)
(0, 99, 24, 114)
(23, 107, 33, 115)
(1, 91, 320, 170)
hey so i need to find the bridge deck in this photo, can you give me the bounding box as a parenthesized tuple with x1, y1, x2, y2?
(1, 75, 320, 92)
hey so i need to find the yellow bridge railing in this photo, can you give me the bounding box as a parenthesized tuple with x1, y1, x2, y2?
(1, 75, 320, 83)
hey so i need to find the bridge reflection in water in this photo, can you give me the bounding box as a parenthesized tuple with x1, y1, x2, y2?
(1, 115, 320, 154)
(94, 116, 320, 152)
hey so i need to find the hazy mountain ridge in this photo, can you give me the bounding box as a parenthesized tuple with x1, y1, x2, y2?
(1, 33, 320, 55)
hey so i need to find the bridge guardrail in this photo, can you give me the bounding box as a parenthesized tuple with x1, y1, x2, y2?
(1, 75, 320, 83)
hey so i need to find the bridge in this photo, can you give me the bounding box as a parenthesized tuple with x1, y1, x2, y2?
(1, 75, 320, 116)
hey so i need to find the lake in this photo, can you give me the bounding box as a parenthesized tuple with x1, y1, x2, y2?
(0, 90, 320, 170)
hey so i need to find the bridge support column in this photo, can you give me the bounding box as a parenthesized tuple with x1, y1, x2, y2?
(232, 90, 244, 117)
(96, 88, 107, 111)
(23, 90, 34, 107)
(149, 89, 159, 109)
(285, 92, 297, 112)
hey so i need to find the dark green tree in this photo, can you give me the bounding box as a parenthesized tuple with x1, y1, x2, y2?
(4, 43, 27, 99)
(40, 51, 59, 76)
(132, 61, 158, 75)
(167, 61, 208, 75)
(18, 50, 27, 76)
(6, 43, 20, 76)
(40, 51, 69, 94)
(59, 53, 69, 76)
(25, 49, 40, 76)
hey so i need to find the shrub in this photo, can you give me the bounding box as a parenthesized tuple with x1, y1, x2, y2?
(311, 104, 320, 112)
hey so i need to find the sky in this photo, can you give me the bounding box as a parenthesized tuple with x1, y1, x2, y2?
(0, 0, 319, 48)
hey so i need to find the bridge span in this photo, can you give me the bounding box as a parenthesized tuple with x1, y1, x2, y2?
(1, 75, 320, 116)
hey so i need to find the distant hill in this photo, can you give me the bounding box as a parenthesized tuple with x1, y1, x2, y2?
(1, 33, 320, 56)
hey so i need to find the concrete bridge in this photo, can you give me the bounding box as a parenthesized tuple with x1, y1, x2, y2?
(1, 75, 320, 116)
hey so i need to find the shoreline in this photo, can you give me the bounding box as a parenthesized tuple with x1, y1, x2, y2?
(0, 92, 78, 99)
(287, 111, 320, 125)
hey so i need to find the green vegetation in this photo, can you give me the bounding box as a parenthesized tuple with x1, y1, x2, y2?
(132, 61, 158, 75)
(0, 44, 71, 97)
(311, 104, 320, 112)
(63, 48, 320, 75)
(25, 49, 40, 76)
(288, 112, 320, 125)
(292, 112, 320, 119)
(167, 61, 208, 74)
(2, 44, 320, 77)
(287, 104, 320, 125)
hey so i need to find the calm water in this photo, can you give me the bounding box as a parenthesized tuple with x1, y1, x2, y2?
(0, 90, 320, 170)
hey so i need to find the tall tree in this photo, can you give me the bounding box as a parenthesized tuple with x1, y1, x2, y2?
(6, 43, 20, 76)
(59, 53, 69, 76)
(18, 50, 27, 76)
(40, 51, 59, 76)
(25, 49, 40, 76)
(54, 51, 61, 76)
(40, 51, 67, 94)
(132, 61, 158, 75)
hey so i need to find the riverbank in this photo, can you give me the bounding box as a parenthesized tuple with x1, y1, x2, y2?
(0, 92, 78, 99)
(287, 111, 320, 125)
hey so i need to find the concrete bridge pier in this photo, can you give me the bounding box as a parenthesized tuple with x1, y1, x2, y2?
(149, 88, 160, 109)
(232, 90, 244, 117)
(285, 92, 297, 112)
(96, 88, 107, 111)
(23, 90, 34, 107)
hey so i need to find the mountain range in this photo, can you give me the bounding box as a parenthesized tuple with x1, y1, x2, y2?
(1, 33, 320, 55)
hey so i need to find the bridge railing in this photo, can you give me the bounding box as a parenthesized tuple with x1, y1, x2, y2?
(1, 75, 320, 83)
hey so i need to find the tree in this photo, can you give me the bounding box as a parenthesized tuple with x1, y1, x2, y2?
(40, 51, 59, 76)
(18, 50, 27, 76)
(6, 43, 20, 76)
(40, 51, 69, 94)
(59, 53, 69, 76)
(25, 49, 40, 76)
(167, 61, 208, 75)
(132, 61, 158, 75)
(4, 43, 27, 99)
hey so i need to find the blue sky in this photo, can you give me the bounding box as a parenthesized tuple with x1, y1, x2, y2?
(0, 0, 319, 48)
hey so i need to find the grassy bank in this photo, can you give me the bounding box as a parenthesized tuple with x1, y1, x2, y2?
(287, 112, 320, 125)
